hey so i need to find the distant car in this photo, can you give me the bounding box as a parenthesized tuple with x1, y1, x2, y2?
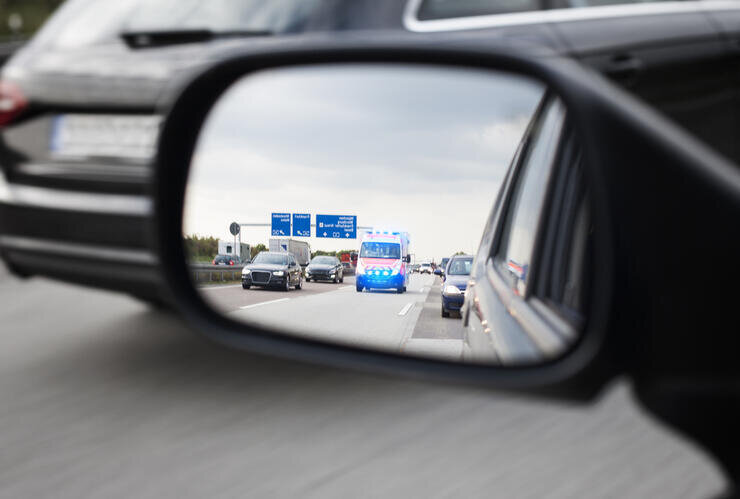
(306, 256, 344, 283)
(241, 251, 302, 291)
(212, 254, 238, 266)
(441, 255, 473, 318)
(419, 263, 433, 274)
(341, 262, 354, 275)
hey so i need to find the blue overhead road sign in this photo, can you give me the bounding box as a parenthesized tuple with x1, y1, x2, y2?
(316, 214, 357, 239)
(292, 213, 311, 237)
(271, 213, 291, 236)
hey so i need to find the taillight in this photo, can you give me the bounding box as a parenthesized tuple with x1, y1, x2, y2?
(212, 259, 217, 265)
(229, 261, 234, 266)
(0, 80, 27, 128)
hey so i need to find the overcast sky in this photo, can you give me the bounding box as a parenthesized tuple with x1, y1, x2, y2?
(183, 63, 543, 261)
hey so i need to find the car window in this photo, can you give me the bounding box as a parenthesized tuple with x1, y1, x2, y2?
(416, 0, 689, 20)
(418, 0, 543, 20)
(253, 253, 288, 265)
(32, 0, 323, 49)
(448, 258, 473, 275)
(536, 130, 592, 319)
(561, 189, 590, 313)
(494, 98, 565, 297)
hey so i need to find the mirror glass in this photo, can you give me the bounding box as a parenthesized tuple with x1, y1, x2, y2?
(183, 63, 589, 365)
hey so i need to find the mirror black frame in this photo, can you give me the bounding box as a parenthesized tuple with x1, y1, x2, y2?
(153, 36, 739, 406)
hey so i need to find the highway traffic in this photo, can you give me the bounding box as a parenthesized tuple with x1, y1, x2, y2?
(201, 273, 466, 361)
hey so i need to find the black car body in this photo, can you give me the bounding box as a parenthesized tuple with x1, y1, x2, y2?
(242, 251, 302, 291)
(305, 256, 343, 283)
(341, 261, 354, 275)
(2, 0, 739, 305)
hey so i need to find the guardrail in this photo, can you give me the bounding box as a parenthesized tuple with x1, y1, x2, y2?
(190, 263, 244, 283)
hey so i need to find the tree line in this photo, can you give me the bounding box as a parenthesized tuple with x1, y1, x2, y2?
(0, 0, 64, 39)
(310, 249, 355, 259)
(184, 235, 271, 262)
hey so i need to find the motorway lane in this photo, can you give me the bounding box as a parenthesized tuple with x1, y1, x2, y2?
(224, 274, 465, 357)
(199, 276, 356, 314)
(0, 265, 727, 498)
(405, 277, 466, 361)
(201, 274, 478, 362)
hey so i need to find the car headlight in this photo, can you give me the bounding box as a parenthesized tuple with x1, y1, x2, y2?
(272, 270, 285, 276)
(242, 268, 251, 275)
(443, 285, 461, 295)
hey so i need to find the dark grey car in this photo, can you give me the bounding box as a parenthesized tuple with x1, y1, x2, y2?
(305, 255, 344, 283)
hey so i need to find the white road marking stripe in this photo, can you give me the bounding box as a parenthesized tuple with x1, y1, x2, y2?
(398, 302, 414, 316)
(240, 298, 289, 310)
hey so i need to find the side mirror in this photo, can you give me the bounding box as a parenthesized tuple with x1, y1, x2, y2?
(433, 269, 442, 276)
(404, 255, 411, 263)
(156, 37, 740, 436)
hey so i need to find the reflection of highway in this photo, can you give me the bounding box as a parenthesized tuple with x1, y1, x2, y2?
(200, 274, 470, 362)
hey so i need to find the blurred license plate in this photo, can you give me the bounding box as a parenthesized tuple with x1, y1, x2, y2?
(50, 114, 162, 161)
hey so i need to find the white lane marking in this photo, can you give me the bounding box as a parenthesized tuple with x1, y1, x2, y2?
(398, 302, 414, 316)
(338, 285, 353, 290)
(198, 284, 243, 291)
(240, 298, 289, 310)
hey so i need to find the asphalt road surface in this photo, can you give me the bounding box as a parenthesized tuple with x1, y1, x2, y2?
(201, 274, 469, 362)
(0, 265, 727, 498)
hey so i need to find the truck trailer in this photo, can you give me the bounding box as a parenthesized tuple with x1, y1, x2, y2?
(269, 238, 310, 266)
(218, 240, 251, 262)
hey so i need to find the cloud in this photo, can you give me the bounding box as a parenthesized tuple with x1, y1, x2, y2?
(184, 63, 543, 259)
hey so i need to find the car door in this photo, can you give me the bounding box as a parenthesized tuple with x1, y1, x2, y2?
(552, 7, 734, 163)
(462, 95, 587, 365)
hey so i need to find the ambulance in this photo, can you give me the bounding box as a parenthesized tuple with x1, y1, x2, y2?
(355, 231, 410, 293)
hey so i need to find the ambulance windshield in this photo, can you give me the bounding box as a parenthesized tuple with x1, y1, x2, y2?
(360, 242, 401, 259)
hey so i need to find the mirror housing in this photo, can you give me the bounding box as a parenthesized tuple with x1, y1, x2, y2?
(433, 269, 442, 276)
(155, 36, 740, 408)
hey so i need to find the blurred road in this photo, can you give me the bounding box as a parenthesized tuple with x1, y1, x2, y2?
(0, 265, 726, 498)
